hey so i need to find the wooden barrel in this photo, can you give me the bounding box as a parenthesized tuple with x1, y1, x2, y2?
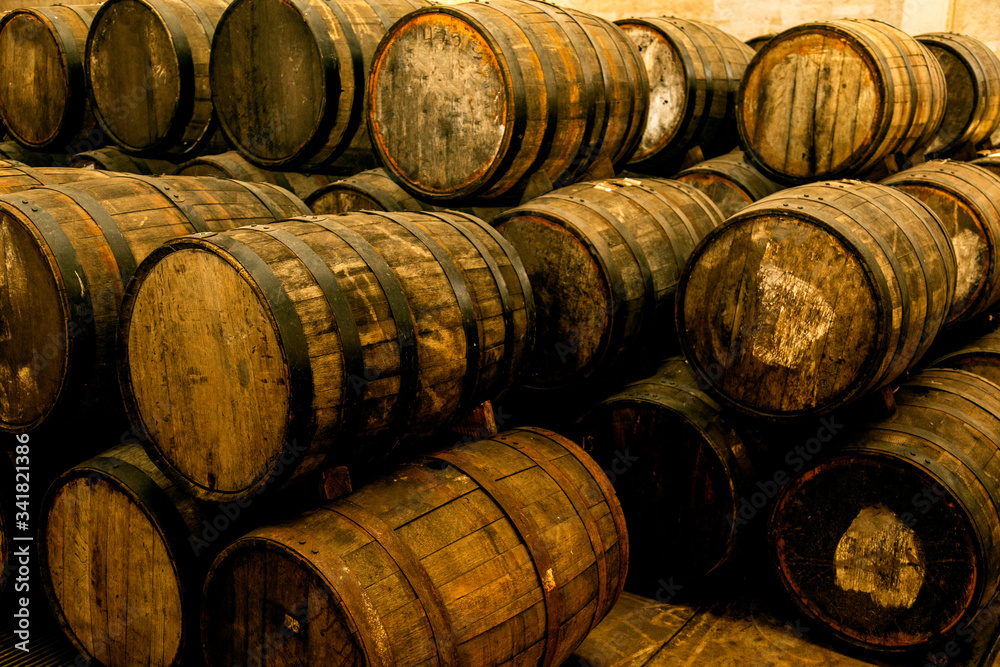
(614, 18, 754, 173)
(202, 427, 627, 667)
(770, 369, 1000, 650)
(210, 0, 427, 170)
(918, 33, 1000, 157)
(675, 150, 783, 218)
(0, 175, 309, 441)
(0, 5, 100, 151)
(494, 177, 723, 390)
(738, 19, 947, 184)
(932, 325, 1000, 383)
(368, 0, 649, 202)
(177, 151, 335, 201)
(0, 159, 113, 191)
(72, 146, 179, 174)
(577, 357, 754, 584)
(306, 167, 506, 223)
(882, 161, 1000, 324)
(119, 211, 534, 501)
(86, 0, 228, 156)
(746, 33, 775, 51)
(40, 444, 216, 666)
(676, 181, 956, 420)
(0, 140, 70, 167)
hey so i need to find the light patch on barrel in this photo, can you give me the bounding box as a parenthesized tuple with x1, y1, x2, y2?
(751, 265, 835, 368)
(620, 24, 686, 158)
(834, 505, 925, 609)
(952, 228, 985, 307)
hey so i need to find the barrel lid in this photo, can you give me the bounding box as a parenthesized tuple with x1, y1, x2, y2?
(0, 9, 75, 148)
(86, 0, 185, 152)
(0, 201, 71, 431)
(676, 208, 887, 419)
(120, 236, 294, 500)
(41, 456, 187, 665)
(771, 452, 981, 649)
(738, 22, 886, 183)
(368, 7, 513, 200)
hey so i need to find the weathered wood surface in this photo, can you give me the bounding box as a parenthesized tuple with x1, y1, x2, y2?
(40, 444, 217, 667)
(86, 0, 229, 156)
(495, 177, 723, 390)
(676, 180, 956, 420)
(615, 18, 754, 174)
(211, 0, 426, 170)
(178, 151, 335, 200)
(72, 146, 179, 174)
(368, 0, 649, 202)
(918, 33, 1000, 158)
(203, 427, 627, 667)
(0, 175, 309, 445)
(0, 5, 100, 151)
(771, 368, 1000, 651)
(932, 320, 1000, 383)
(746, 33, 775, 52)
(119, 211, 534, 501)
(0, 159, 113, 190)
(306, 167, 507, 223)
(882, 160, 1000, 324)
(675, 150, 783, 218)
(738, 19, 946, 184)
(576, 357, 754, 589)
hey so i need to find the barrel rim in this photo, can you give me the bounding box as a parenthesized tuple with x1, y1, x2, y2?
(769, 448, 984, 650)
(0, 6, 90, 150)
(366, 5, 517, 201)
(117, 235, 305, 502)
(918, 33, 985, 156)
(737, 20, 892, 185)
(38, 454, 193, 667)
(675, 202, 892, 421)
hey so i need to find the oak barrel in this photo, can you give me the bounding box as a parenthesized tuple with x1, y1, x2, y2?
(202, 427, 627, 667)
(0, 159, 113, 191)
(0, 175, 309, 440)
(932, 324, 1000, 383)
(40, 444, 217, 666)
(746, 33, 775, 52)
(0, 5, 100, 151)
(577, 357, 754, 585)
(676, 181, 956, 420)
(119, 211, 534, 501)
(210, 0, 427, 170)
(494, 177, 724, 390)
(770, 369, 1000, 650)
(306, 167, 506, 223)
(86, 0, 228, 156)
(614, 18, 754, 172)
(72, 146, 179, 174)
(675, 150, 783, 217)
(178, 151, 335, 200)
(738, 19, 947, 184)
(917, 33, 1000, 158)
(367, 0, 649, 202)
(882, 160, 1000, 324)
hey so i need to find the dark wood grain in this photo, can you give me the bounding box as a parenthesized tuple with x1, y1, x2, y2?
(676, 150, 784, 218)
(72, 146, 180, 175)
(119, 211, 534, 501)
(616, 18, 755, 174)
(178, 151, 337, 200)
(0, 5, 100, 150)
(202, 427, 626, 667)
(738, 20, 946, 184)
(676, 180, 956, 420)
(495, 176, 723, 390)
(771, 369, 1000, 651)
(368, 0, 649, 202)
